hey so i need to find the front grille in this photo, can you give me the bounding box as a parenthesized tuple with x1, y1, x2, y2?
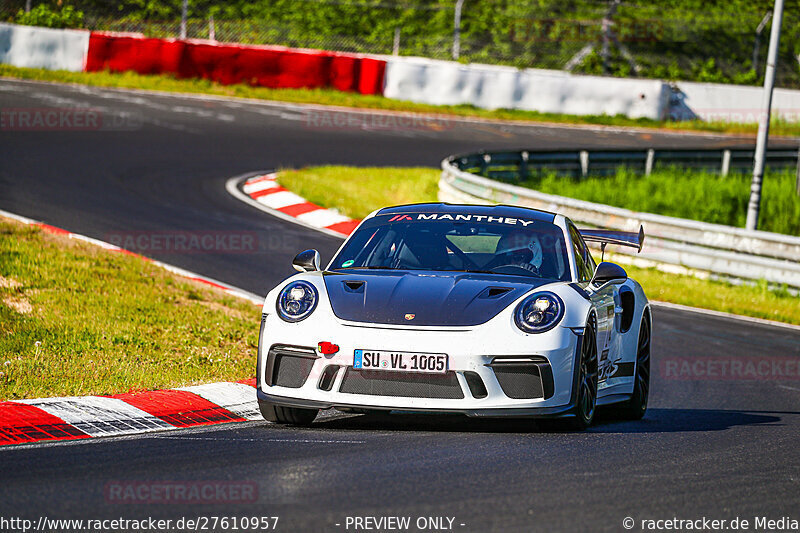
(266, 345, 317, 389)
(492, 365, 546, 399)
(339, 368, 464, 399)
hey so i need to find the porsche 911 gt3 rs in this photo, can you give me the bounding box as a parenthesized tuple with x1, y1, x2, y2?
(256, 203, 651, 430)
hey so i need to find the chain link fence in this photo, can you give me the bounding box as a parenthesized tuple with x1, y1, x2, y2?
(3, 0, 800, 88)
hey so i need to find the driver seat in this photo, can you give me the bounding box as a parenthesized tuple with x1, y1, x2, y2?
(402, 230, 449, 270)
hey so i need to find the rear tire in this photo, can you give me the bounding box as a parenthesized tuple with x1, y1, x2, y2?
(607, 311, 651, 420)
(259, 400, 318, 426)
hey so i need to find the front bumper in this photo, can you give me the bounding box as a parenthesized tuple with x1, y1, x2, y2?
(257, 311, 583, 418)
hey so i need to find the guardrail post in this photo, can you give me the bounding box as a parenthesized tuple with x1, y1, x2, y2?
(796, 148, 800, 196)
(579, 151, 589, 178)
(722, 150, 731, 176)
(520, 151, 529, 181)
(480, 153, 490, 176)
(645, 149, 655, 176)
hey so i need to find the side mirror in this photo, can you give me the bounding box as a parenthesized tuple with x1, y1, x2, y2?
(292, 249, 321, 273)
(591, 262, 627, 287)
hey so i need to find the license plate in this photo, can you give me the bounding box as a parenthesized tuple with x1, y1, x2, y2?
(353, 349, 448, 374)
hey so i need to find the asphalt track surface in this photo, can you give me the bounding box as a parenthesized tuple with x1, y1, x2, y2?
(1, 78, 799, 533)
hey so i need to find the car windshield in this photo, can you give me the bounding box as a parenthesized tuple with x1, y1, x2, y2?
(330, 213, 571, 281)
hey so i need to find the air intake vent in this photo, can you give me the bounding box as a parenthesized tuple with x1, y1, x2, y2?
(493, 365, 545, 399)
(463, 371, 488, 399)
(482, 286, 513, 298)
(318, 365, 340, 391)
(343, 280, 365, 292)
(339, 369, 464, 399)
(266, 345, 317, 389)
(489, 357, 554, 400)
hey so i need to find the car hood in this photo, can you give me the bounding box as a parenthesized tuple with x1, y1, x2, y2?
(322, 270, 553, 326)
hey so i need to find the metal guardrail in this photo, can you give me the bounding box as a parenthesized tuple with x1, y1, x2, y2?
(451, 147, 800, 180)
(440, 149, 800, 288)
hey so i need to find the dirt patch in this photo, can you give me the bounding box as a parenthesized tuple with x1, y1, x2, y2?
(0, 275, 22, 289)
(3, 296, 32, 314)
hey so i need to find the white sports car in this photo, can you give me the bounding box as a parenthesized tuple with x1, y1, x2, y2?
(256, 203, 651, 430)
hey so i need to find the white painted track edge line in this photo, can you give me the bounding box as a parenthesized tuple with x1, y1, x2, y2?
(650, 300, 800, 331)
(0, 208, 39, 225)
(225, 172, 348, 240)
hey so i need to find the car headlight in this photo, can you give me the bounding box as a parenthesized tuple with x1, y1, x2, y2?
(276, 281, 318, 322)
(514, 292, 564, 333)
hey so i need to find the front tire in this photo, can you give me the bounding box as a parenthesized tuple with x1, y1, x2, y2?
(259, 400, 318, 426)
(568, 318, 598, 430)
(540, 317, 598, 432)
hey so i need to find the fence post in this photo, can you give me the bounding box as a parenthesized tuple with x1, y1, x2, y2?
(393, 27, 401, 56)
(453, 0, 465, 60)
(180, 0, 188, 40)
(722, 150, 731, 176)
(25, 0, 31, 13)
(645, 149, 655, 176)
(209, 15, 215, 41)
(601, 0, 620, 75)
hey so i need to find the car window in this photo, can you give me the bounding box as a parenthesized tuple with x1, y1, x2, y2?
(330, 213, 571, 281)
(445, 234, 501, 254)
(568, 224, 595, 282)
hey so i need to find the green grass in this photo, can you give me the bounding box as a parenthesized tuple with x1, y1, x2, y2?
(4, 64, 800, 136)
(621, 265, 800, 326)
(278, 166, 440, 220)
(0, 218, 260, 401)
(525, 167, 800, 236)
(276, 165, 800, 325)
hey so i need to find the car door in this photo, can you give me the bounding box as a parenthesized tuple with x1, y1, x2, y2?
(568, 224, 616, 376)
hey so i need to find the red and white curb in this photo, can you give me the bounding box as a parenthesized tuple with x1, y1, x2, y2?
(0, 380, 260, 446)
(0, 208, 269, 447)
(226, 172, 360, 239)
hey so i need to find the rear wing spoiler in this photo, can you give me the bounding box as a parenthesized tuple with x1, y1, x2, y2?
(579, 225, 645, 253)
